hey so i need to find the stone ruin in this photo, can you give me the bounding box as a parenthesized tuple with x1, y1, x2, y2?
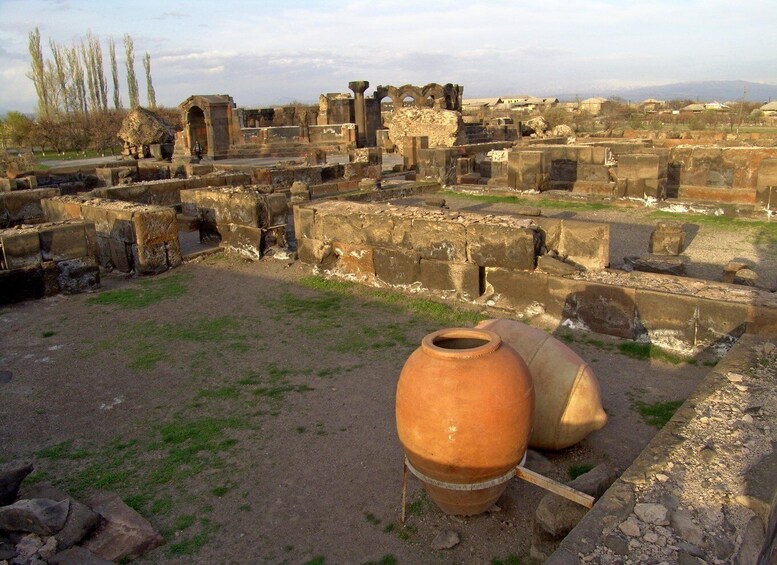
(2, 78, 777, 564)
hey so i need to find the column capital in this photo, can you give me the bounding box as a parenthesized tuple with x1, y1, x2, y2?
(348, 81, 370, 96)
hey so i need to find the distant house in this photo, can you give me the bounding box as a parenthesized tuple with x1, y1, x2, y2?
(558, 102, 579, 113)
(500, 95, 558, 112)
(683, 101, 730, 113)
(462, 97, 503, 110)
(579, 97, 607, 115)
(760, 101, 777, 116)
(640, 98, 666, 112)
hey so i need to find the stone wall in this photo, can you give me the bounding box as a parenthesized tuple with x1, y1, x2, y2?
(307, 123, 357, 150)
(89, 173, 252, 206)
(0, 220, 100, 303)
(180, 187, 289, 259)
(417, 142, 516, 185)
(388, 107, 466, 156)
(294, 201, 610, 299)
(0, 188, 60, 228)
(42, 196, 181, 275)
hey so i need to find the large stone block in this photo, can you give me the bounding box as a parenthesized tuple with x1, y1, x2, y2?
(56, 257, 100, 294)
(373, 247, 421, 286)
(576, 164, 610, 183)
(319, 210, 365, 245)
(558, 220, 609, 270)
(0, 188, 60, 227)
(419, 259, 480, 298)
(0, 265, 45, 304)
(132, 208, 178, 247)
(219, 224, 262, 260)
(297, 238, 334, 266)
(408, 218, 467, 262)
(696, 297, 748, 345)
(649, 221, 685, 255)
(508, 151, 545, 190)
(294, 206, 316, 240)
(41, 196, 83, 222)
(618, 153, 665, 180)
(756, 158, 777, 189)
(332, 241, 375, 280)
(554, 279, 638, 338)
(38, 222, 91, 261)
(0, 227, 41, 269)
(486, 268, 549, 314)
(466, 223, 539, 270)
(635, 289, 697, 347)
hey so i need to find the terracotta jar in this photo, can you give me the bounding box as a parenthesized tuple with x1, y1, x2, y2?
(477, 319, 607, 451)
(396, 328, 534, 515)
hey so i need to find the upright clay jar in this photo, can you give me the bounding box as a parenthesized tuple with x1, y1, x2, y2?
(396, 328, 535, 515)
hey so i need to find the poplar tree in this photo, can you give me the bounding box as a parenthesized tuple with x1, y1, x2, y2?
(28, 28, 50, 117)
(123, 33, 139, 109)
(108, 38, 122, 110)
(143, 52, 156, 109)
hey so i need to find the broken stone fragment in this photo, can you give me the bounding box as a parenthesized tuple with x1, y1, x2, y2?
(82, 491, 164, 561)
(0, 461, 34, 506)
(634, 503, 670, 526)
(430, 529, 460, 550)
(623, 255, 686, 276)
(0, 498, 69, 535)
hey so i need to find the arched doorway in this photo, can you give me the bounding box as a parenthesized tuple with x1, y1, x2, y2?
(187, 106, 208, 156)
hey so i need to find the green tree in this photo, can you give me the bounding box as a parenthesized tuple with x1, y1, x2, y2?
(143, 52, 156, 109)
(109, 37, 122, 110)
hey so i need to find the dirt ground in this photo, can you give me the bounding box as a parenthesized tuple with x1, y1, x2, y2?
(0, 253, 710, 564)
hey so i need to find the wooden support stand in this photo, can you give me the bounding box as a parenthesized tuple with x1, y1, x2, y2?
(400, 461, 595, 523)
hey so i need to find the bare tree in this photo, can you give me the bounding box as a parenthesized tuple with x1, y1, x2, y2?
(108, 37, 122, 110)
(143, 52, 156, 109)
(28, 28, 50, 117)
(124, 33, 139, 109)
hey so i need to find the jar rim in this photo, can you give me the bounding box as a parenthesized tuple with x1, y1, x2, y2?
(421, 328, 501, 359)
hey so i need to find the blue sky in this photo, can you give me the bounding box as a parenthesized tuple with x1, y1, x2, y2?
(1, 0, 775, 112)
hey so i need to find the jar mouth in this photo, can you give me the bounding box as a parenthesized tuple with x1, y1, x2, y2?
(421, 328, 501, 359)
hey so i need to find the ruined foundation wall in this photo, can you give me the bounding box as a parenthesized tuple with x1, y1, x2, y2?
(294, 201, 610, 300)
(547, 334, 777, 564)
(42, 196, 181, 275)
(0, 220, 100, 303)
(180, 187, 289, 259)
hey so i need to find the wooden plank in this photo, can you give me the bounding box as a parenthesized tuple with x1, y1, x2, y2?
(516, 467, 595, 509)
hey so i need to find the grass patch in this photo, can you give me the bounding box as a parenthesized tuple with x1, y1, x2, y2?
(364, 512, 381, 525)
(305, 557, 327, 565)
(491, 555, 524, 565)
(174, 514, 196, 530)
(254, 383, 313, 400)
(195, 387, 240, 400)
(569, 464, 595, 480)
(364, 555, 397, 565)
(86, 274, 187, 309)
(633, 399, 684, 427)
(41, 330, 55, 338)
(407, 490, 428, 517)
(618, 342, 692, 364)
(36, 440, 90, 460)
(441, 189, 610, 211)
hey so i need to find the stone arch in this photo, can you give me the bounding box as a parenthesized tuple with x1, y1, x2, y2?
(372, 83, 463, 112)
(178, 94, 236, 159)
(187, 106, 208, 155)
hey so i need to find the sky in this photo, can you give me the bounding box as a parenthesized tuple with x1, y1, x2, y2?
(1, 0, 776, 113)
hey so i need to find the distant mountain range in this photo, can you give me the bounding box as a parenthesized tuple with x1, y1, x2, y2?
(555, 80, 777, 104)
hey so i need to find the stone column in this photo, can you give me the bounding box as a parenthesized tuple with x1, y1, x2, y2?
(349, 80, 369, 148)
